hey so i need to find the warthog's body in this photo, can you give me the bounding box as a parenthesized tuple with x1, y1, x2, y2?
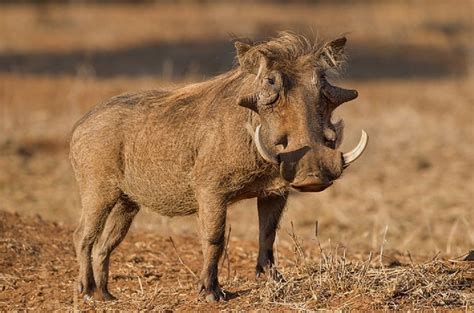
(72, 82, 282, 217)
(70, 32, 367, 302)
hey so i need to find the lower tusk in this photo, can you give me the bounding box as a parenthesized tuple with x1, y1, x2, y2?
(343, 130, 368, 168)
(246, 124, 279, 164)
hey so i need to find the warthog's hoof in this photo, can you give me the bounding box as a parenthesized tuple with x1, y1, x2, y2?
(97, 290, 118, 301)
(198, 282, 225, 302)
(256, 265, 286, 283)
(205, 291, 225, 303)
(81, 289, 118, 302)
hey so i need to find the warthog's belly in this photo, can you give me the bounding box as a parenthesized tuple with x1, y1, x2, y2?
(121, 158, 199, 217)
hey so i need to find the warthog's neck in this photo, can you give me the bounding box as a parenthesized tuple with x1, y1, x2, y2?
(164, 68, 288, 201)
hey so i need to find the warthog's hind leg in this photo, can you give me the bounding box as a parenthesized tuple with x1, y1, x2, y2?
(73, 215, 85, 259)
(74, 186, 121, 301)
(92, 193, 139, 301)
(256, 191, 288, 281)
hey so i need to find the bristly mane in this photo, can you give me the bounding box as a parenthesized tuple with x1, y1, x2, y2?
(234, 31, 347, 74)
(168, 32, 347, 107)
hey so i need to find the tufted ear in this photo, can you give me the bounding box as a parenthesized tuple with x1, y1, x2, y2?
(327, 37, 346, 54)
(320, 36, 347, 68)
(235, 41, 269, 75)
(235, 41, 252, 62)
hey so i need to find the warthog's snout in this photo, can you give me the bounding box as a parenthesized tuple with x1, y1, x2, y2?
(279, 148, 342, 192)
(249, 126, 369, 192)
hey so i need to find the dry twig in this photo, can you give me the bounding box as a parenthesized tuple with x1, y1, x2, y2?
(169, 237, 198, 280)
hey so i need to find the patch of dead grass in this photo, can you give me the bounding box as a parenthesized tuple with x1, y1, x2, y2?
(255, 227, 473, 310)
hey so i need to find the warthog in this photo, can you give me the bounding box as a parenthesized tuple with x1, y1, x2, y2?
(70, 32, 368, 302)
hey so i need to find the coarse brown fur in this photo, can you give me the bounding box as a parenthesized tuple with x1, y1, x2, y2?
(70, 32, 360, 302)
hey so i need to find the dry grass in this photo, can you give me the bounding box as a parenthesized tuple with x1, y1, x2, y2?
(258, 254, 473, 310)
(255, 226, 473, 310)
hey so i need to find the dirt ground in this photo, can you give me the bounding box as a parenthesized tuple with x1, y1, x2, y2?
(0, 211, 472, 311)
(0, 0, 473, 310)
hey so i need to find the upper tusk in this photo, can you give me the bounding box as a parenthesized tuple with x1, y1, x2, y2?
(246, 124, 279, 164)
(342, 130, 368, 168)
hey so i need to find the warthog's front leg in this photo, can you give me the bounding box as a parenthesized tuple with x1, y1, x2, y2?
(256, 191, 288, 281)
(196, 189, 226, 302)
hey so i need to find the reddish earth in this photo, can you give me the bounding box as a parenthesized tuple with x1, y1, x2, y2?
(0, 210, 290, 311)
(1, 211, 472, 311)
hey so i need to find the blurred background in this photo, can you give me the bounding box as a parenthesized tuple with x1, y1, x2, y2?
(0, 0, 472, 257)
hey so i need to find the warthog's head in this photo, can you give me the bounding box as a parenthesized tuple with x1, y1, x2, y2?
(236, 33, 368, 192)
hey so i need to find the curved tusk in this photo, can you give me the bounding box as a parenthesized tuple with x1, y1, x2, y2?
(342, 130, 368, 168)
(246, 124, 279, 164)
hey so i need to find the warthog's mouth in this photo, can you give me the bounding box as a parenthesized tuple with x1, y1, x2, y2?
(290, 175, 333, 192)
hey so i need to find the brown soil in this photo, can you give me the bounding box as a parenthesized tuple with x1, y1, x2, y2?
(0, 211, 472, 311)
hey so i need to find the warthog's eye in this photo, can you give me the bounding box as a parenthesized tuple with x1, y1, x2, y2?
(266, 77, 275, 86)
(258, 74, 281, 107)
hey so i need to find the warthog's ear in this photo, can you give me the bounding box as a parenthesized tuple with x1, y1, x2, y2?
(320, 36, 347, 69)
(235, 41, 252, 60)
(235, 41, 269, 75)
(327, 37, 347, 53)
